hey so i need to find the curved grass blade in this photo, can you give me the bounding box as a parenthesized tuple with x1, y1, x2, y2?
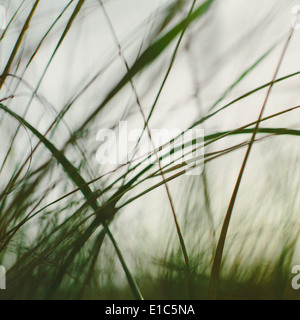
(75, 0, 214, 134)
(0, 102, 143, 300)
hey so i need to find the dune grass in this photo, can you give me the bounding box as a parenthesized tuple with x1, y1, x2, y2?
(0, 0, 300, 300)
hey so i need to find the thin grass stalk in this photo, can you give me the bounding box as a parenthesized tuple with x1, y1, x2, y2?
(0, 0, 40, 90)
(209, 27, 295, 299)
(98, 0, 208, 295)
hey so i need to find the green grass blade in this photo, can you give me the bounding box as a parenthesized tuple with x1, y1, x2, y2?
(0, 102, 143, 300)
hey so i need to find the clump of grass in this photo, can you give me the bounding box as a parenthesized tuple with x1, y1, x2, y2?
(0, 0, 300, 300)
